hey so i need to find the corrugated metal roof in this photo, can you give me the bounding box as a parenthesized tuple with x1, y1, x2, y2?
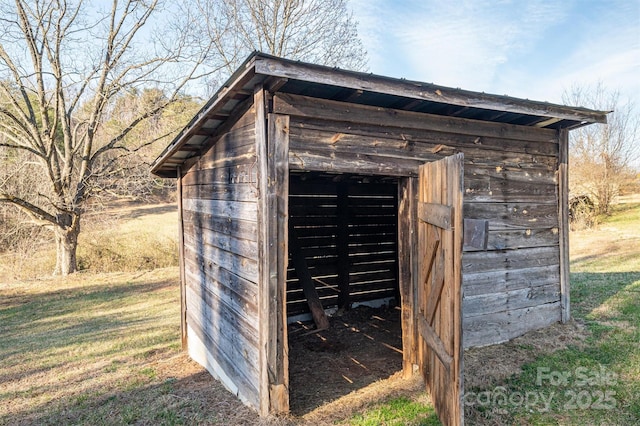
(151, 52, 609, 178)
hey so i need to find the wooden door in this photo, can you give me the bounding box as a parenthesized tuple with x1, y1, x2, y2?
(417, 153, 464, 426)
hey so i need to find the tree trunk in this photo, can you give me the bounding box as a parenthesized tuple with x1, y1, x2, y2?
(53, 214, 80, 276)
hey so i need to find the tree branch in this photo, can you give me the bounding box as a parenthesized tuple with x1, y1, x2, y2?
(0, 193, 58, 225)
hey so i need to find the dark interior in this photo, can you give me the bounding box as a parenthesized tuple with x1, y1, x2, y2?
(286, 171, 404, 414)
(286, 171, 400, 317)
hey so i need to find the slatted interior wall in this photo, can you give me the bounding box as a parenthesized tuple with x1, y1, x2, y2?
(275, 92, 563, 347)
(180, 104, 261, 409)
(286, 174, 399, 316)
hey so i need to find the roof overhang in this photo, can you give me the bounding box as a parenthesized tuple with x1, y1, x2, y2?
(151, 52, 609, 178)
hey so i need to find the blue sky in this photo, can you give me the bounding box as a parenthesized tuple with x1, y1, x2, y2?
(350, 0, 639, 106)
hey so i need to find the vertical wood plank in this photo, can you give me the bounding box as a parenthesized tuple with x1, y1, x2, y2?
(267, 112, 290, 413)
(558, 129, 570, 323)
(417, 154, 464, 426)
(177, 166, 188, 350)
(451, 154, 465, 425)
(398, 177, 417, 377)
(429, 154, 439, 416)
(435, 156, 446, 421)
(410, 177, 420, 377)
(254, 86, 270, 416)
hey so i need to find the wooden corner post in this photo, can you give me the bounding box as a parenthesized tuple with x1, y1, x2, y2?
(266, 111, 290, 413)
(255, 86, 270, 416)
(398, 177, 418, 377)
(256, 84, 290, 415)
(176, 166, 188, 350)
(558, 129, 570, 322)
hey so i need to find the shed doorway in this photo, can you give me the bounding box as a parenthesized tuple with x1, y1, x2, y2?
(285, 172, 404, 414)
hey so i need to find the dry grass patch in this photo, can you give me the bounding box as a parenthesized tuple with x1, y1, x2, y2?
(0, 268, 262, 425)
(0, 268, 431, 426)
(0, 203, 178, 281)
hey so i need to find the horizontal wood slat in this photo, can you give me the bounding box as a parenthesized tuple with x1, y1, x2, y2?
(464, 173, 557, 203)
(185, 274, 259, 347)
(462, 246, 559, 274)
(182, 163, 257, 186)
(463, 283, 560, 318)
(289, 148, 423, 176)
(182, 182, 259, 202)
(184, 257, 258, 315)
(184, 227, 259, 283)
(183, 198, 257, 222)
(183, 211, 258, 242)
(418, 202, 453, 230)
(464, 202, 558, 230)
(463, 302, 561, 348)
(184, 228, 258, 261)
(462, 264, 560, 297)
(462, 228, 559, 252)
(274, 93, 558, 143)
(289, 117, 559, 163)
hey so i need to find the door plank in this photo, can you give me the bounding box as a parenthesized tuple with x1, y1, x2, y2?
(418, 202, 453, 230)
(420, 238, 440, 289)
(417, 153, 464, 426)
(425, 251, 445, 324)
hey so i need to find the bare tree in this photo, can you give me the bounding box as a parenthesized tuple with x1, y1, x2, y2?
(0, 0, 368, 276)
(563, 83, 640, 215)
(193, 0, 367, 77)
(0, 0, 214, 275)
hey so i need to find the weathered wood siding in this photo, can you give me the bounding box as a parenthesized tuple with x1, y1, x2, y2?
(274, 92, 562, 348)
(180, 104, 261, 409)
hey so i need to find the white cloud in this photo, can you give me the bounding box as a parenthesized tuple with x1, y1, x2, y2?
(350, 0, 638, 105)
(352, 0, 572, 91)
(496, 5, 640, 104)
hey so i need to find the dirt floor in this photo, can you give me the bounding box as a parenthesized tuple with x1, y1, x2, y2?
(288, 305, 405, 415)
(286, 303, 590, 424)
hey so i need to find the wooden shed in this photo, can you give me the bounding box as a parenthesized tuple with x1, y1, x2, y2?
(151, 52, 607, 425)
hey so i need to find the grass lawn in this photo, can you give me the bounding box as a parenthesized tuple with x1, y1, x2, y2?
(463, 202, 640, 425)
(0, 201, 638, 425)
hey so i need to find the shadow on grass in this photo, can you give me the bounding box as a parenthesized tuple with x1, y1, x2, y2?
(570, 271, 640, 317)
(0, 277, 172, 327)
(0, 368, 261, 426)
(112, 204, 176, 221)
(0, 275, 180, 409)
(0, 269, 239, 426)
(608, 202, 640, 216)
(464, 270, 640, 425)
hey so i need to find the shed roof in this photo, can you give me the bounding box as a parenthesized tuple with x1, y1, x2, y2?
(151, 52, 609, 178)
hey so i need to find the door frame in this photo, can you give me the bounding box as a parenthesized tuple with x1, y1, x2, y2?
(398, 154, 464, 425)
(262, 101, 465, 422)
